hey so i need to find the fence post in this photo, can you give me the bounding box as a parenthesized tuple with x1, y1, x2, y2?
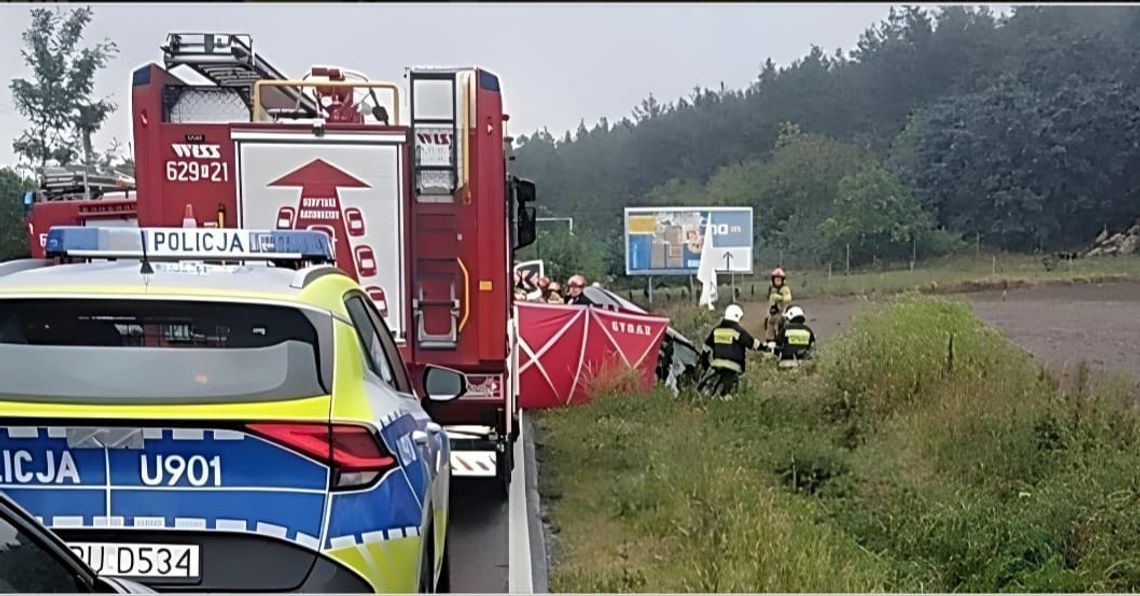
(992, 254, 996, 276)
(846, 244, 851, 276)
(911, 234, 916, 272)
(828, 261, 833, 284)
(946, 333, 955, 375)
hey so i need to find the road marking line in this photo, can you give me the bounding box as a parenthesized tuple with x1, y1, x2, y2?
(508, 411, 534, 593)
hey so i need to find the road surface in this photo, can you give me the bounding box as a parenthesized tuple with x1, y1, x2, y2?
(968, 281, 1140, 378)
(447, 479, 509, 593)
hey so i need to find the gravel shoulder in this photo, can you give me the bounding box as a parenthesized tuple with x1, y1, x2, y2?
(742, 281, 1140, 379)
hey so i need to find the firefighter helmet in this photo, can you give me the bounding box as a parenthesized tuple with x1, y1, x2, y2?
(725, 304, 744, 323)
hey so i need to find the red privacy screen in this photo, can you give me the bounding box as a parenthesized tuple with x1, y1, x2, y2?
(516, 302, 669, 409)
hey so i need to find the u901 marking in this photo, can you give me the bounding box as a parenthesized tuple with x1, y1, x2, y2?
(140, 454, 222, 487)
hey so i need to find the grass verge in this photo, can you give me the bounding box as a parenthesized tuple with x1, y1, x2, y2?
(536, 296, 1140, 592)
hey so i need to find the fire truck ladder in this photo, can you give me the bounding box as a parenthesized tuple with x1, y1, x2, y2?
(161, 33, 318, 117)
(409, 69, 460, 197)
(410, 69, 463, 349)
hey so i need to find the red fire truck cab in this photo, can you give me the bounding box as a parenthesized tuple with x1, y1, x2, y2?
(25, 33, 538, 490)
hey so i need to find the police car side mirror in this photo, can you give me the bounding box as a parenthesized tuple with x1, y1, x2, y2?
(423, 365, 466, 402)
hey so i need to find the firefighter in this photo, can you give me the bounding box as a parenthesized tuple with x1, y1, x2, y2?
(515, 270, 541, 302)
(765, 267, 792, 341)
(699, 304, 761, 398)
(513, 271, 529, 302)
(761, 303, 784, 352)
(545, 280, 565, 304)
(531, 277, 553, 302)
(775, 305, 816, 361)
(565, 274, 595, 306)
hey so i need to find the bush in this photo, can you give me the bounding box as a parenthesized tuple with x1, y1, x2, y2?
(819, 296, 1039, 437)
(541, 296, 1140, 592)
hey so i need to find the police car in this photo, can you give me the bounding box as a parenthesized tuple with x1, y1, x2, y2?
(0, 226, 464, 592)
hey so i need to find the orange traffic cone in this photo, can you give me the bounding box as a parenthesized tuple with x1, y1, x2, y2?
(182, 204, 197, 228)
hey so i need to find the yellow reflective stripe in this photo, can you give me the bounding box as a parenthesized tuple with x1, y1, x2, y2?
(712, 328, 739, 344)
(785, 329, 811, 346)
(325, 534, 422, 591)
(710, 358, 742, 372)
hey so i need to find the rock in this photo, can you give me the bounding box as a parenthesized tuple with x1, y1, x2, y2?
(1085, 220, 1140, 257)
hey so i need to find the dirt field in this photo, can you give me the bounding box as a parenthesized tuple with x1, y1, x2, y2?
(742, 281, 1140, 379)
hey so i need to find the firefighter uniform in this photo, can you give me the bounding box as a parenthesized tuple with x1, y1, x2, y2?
(765, 268, 793, 341)
(701, 314, 760, 396)
(776, 320, 815, 361)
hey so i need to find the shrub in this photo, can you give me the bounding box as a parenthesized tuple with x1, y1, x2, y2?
(541, 296, 1140, 592)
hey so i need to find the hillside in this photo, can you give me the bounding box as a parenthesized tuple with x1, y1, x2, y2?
(511, 6, 1140, 276)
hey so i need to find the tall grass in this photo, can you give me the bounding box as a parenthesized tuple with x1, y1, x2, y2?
(537, 296, 1140, 592)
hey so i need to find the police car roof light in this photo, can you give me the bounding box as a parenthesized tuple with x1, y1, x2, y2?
(245, 423, 395, 488)
(44, 226, 334, 263)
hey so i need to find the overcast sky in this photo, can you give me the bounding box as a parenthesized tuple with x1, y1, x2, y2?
(0, 3, 1012, 169)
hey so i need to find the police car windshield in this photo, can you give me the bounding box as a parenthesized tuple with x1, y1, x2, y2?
(0, 299, 332, 404)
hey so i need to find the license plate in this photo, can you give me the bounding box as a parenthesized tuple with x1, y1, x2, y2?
(67, 542, 200, 579)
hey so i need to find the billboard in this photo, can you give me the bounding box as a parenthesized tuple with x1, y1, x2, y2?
(624, 207, 753, 275)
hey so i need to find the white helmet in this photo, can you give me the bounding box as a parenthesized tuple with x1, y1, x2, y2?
(725, 304, 744, 323)
(784, 305, 805, 323)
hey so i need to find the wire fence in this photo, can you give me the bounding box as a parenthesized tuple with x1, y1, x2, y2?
(609, 251, 1140, 311)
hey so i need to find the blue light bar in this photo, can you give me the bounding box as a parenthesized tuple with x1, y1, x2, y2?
(44, 226, 335, 262)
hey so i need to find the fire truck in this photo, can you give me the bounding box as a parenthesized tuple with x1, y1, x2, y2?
(24, 33, 538, 491)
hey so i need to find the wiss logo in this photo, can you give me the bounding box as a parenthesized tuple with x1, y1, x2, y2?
(416, 132, 453, 145)
(611, 321, 652, 337)
(171, 144, 222, 159)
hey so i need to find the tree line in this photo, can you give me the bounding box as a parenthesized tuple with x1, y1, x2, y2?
(511, 6, 1140, 276)
(1, 6, 121, 259)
